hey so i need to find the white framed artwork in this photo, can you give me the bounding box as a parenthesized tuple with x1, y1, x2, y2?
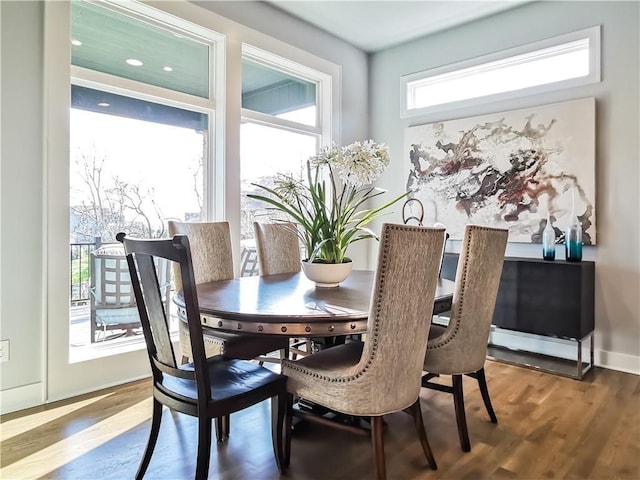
(405, 97, 596, 244)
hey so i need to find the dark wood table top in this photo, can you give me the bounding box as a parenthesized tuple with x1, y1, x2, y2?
(175, 270, 455, 337)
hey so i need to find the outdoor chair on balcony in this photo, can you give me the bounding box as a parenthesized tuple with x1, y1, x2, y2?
(90, 244, 171, 343)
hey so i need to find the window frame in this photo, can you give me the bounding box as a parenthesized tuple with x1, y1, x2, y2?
(241, 44, 332, 146)
(71, 0, 226, 221)
(401, 25, 601, 117)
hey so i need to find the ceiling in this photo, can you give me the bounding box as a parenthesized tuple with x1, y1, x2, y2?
(267, 1, 530, 52)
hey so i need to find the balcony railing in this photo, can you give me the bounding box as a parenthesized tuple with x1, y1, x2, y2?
(70, 237, 118, 306)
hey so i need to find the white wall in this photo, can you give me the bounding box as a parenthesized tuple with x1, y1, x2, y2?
(369, 1, 640, 373)
(0, 1, 45, 404)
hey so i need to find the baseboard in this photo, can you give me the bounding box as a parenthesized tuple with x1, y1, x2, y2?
(596, 349, 640, 375)
(489, 328, 639, 376)
(0, 382, 44, 415)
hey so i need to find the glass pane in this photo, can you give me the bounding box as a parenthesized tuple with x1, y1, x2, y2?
(407, 37, 592, 111)
(71, 1, 209, 98)
(240, 122, 317, 267)
(242, 59, 317, 126)
(69, 86, 206, 354)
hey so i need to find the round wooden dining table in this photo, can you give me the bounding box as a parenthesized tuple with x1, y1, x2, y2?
(174, 270, 455, 338)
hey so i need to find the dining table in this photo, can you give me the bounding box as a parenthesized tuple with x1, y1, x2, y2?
(174, 270, 455, 338)
(173, 269, 455, 434)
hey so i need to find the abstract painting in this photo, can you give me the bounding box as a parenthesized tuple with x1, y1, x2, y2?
(405, 97, 596, 244)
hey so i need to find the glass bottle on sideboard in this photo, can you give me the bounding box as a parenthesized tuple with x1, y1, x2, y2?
(542, 212, 556, 261)
(565, 187, 583, 262)
(565, 218, 583, 262)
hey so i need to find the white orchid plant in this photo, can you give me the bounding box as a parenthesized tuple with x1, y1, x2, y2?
(247, 140, 408, 264)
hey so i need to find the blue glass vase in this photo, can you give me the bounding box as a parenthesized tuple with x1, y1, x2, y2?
(542, 212, 555, 261)
(565, 221, 582, 262)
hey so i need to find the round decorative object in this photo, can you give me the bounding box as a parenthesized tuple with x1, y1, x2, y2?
(301, 260, 353, 288)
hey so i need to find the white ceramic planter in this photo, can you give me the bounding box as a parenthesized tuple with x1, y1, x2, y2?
(300, 261, 353, 288)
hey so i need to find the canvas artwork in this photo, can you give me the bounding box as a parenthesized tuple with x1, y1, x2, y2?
(405, 97, 596, 244)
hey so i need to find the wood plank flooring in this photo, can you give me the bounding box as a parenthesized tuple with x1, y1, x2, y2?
(1, 361, 638, 479)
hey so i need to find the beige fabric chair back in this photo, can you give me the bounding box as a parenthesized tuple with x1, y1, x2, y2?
(288, 224, 445, 416)
(253, 222, 301, 275)
(358, 224, 445, 414)
(425, 224, 508, 374)
(167, 221, 234, 287)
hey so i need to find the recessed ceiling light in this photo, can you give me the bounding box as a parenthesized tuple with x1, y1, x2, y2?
(71, 39, 82, 46)
(98, 102, 110, 107)
(126, 58, 143, 67)
(163, 66, 173, 72)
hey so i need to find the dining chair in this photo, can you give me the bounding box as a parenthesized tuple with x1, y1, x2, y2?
(168, 221, 288, 364)
(116, 233, 287, 480)
(421, 224, 508, 452)
(253, 221, 313, 359)
(281, 223, 446, 480)
(168, 221, 289, 440)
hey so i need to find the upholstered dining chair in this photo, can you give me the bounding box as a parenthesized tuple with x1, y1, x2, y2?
(281, 223, 446, 480)
(168, 221, 289, 440)
(168, 221, 288, 363)
(253, 221, 313, 359)
(117, 233, 287, 480)
(421, 224, 508, 452)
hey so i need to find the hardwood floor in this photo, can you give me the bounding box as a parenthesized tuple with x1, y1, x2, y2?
(1, 361, 638, 479)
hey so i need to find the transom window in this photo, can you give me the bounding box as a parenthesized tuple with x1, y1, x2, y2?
(402, 26, 600, 116)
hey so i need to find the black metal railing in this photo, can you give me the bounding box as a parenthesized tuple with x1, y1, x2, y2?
(69, 237, 103, 306)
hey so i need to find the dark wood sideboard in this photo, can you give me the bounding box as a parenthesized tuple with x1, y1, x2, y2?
(441, 253, 595, 379)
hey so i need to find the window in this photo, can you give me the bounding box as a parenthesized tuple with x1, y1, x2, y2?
(402, 26, 600, 116)
(69, 0, 221, 358)
(239, 45, 332, 250)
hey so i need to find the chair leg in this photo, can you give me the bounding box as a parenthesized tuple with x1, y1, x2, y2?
(181, 355, 189, 365)
(284, 393, 293, 467)
(195, 416, 212, 480)
(135, 399, 163, 480)
(271, 393, 287, 473)
(475, 368, 498, 423)
(371, 416, 386, 480)
(280, 345, 290, 361)
(224, 415, 230, 437)
(408, 399, 437, 470)
(215, 417, 224, 442)
(452, 374, 471, 452)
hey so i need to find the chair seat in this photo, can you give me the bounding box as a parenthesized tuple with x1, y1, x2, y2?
(288, 340, 364, 372)
(217, 333, 289, 360)
(428, 323, 446, 340)
(162, 358, 286, 404)
(179, 320, 289, 360)
(282, 341, 367, 415)
(95, 306, 140, 327)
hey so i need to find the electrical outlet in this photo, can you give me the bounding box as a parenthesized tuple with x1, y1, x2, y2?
(0, 340, 9, 362)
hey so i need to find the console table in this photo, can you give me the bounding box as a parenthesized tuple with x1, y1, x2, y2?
(441, 254, 595, 380)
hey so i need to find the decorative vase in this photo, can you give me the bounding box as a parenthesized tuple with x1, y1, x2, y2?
(542, 212, 556, 261)
(564, 187, 582, 262)
(301, 261, 353, 288)
(565, 221, 582, 262)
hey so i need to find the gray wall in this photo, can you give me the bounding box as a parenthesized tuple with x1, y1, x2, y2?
(0, 1, 44, 392)
(370, 1, 640, 367)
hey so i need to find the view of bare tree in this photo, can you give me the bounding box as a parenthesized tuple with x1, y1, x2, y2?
(70, 147, 166, 242)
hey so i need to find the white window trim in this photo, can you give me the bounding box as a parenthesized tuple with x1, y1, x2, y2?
(84, 0, 227, 221)
(401, 26, 601, 118)
(242, 43, 332, 146)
